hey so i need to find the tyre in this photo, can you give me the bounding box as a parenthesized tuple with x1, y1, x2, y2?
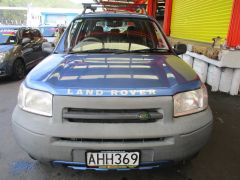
(12, 59, 26, 80)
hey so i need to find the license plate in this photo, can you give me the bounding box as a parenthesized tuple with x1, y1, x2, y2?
(86, 151, 140, 168)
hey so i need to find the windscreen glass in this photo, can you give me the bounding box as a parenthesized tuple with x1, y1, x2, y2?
(63, 17, 169, 53)
(0, 29, 17, 45)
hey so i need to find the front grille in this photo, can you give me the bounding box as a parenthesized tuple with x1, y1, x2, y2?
(62, 108, 163, 123)
(57, 137, 166, 143)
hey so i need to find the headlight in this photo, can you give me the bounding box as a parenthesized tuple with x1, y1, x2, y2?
(173, 84, 208, 117)
(0, 53, 6, 63)
(18, 83, 53, 116)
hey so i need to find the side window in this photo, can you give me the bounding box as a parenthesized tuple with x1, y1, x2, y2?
(35, 29, 42, 38)
(22, 29, 33, 40)
(66, 19, 83, 49)
(32, 29, 42, 43)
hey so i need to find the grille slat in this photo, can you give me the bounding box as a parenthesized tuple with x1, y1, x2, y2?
(58, 137, 166, 143)
(63, 108, 163, 123)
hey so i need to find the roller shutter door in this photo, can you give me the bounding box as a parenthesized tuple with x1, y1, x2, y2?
(170, 0, 233, 43)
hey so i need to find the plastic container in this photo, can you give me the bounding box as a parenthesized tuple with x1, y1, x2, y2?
(219, 68, 234, 93)
(182, 54, 193, 67)
(230, 69, 240, 95)
(193, 58, 208, 83)
(207, 65, 221, 92)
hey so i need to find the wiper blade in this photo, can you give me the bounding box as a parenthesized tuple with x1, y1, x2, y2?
(128, 48, 169, 53)
(115, 48, 169, 54)
(68, 48, 127, 54)
(68, 50, 98, 54)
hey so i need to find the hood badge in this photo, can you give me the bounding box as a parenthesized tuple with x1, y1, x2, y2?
(67, 89, 157, 96)
(138, 112, 151, 121)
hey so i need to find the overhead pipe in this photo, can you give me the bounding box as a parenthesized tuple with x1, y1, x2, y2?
(227, 0, 240, 48)
(163, 0, 172, 36)
(147, 0, 157, 17)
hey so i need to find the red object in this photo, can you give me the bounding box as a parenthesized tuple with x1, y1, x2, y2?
(147, 0, 157, 17)
(163, 0, 173, 36)
(227, 0, 240, 48)
(99, 0, 147, 13)
(98, 0, 161, 16)
(134, 0, 147, 4)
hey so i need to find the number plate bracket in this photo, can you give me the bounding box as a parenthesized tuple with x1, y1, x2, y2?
(85, 150, 141, 168)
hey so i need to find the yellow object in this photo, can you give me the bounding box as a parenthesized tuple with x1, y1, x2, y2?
(170, 0, 233, 43)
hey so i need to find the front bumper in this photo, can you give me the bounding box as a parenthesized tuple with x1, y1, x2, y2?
(0, 67, 8, 77)
(12, 106, 213, 167)
(52, 160, 174, 171)
(0, 61, 11, 77)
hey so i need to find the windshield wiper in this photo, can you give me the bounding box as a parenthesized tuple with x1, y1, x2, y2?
(68, 48, 127, 54)
(116, 48, 169, 54)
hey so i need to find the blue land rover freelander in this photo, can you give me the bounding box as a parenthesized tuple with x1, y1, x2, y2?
(12, 4, 213, 170)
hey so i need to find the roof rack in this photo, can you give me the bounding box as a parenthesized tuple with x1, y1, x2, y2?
(82, 3, 98, 14)
(82, 3, 147, 15)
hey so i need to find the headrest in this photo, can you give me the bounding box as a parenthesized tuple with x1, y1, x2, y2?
(127, 26, 136, 31)
(93, 26, 103, 32)
(110, 29, 120, 33)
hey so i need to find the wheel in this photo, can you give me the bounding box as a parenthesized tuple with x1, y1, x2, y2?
(12, 59, 26, 80)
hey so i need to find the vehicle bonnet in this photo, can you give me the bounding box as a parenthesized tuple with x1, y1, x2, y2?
(25, 53, 201, 96)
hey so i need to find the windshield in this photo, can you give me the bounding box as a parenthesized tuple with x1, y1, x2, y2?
(0, 28, 17, 45)
(39, 27, 57, 37)
(63, 17, 169, 53)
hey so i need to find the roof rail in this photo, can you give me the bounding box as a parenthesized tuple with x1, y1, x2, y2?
(82, 3, 147, 15)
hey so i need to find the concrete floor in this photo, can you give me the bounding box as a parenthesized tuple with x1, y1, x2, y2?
(0, 78, 240, 180)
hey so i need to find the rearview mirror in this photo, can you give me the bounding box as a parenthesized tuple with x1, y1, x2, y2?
(42, 42, 54, 54)
(21, 38, 31, 45)
(174, 44, 187, 55)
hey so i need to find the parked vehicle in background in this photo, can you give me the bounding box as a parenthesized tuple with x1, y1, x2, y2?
(0, 26, 50, 79)
(38, 24, 57, 43)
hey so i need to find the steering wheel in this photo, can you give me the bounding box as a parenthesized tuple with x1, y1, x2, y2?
(81, 37, 104, 49)
(82, 37, 103, 43)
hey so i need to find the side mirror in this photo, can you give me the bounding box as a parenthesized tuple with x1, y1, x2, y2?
(42, 42, 54, 54)
(22, 38, 31, 45)
(174, 44, 187, 55)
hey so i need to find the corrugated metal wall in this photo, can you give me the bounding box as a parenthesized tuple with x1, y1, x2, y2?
(170, 0, 233, 43)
